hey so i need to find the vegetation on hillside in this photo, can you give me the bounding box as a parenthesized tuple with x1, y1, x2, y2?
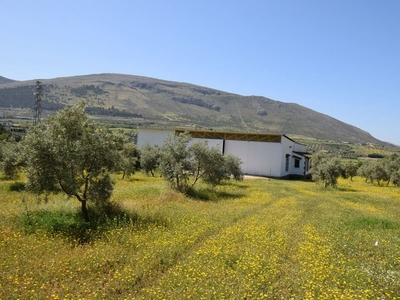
(0, 73, 390, 145)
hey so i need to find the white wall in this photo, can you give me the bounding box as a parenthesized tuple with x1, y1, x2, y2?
(224, 140, 283, 177)
(137, 128, 174, 148)
(281, 136, 309, 176)
(191, 138, 223, 152)
(137, 129, 309, 177)
(293, 143, 307, 153)
(280, 136, 294, 176)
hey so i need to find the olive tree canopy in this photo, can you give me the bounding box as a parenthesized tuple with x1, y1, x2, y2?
(159, 132, 243, 192)
(22, 102, 120, 221)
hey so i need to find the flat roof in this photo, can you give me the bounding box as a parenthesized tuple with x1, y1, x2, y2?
(138, 127, 306, 144)
(174, 129, 282, 143)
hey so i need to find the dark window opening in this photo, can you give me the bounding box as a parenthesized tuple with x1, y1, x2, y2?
(285, 154, 290, 172)
(294, 158, 300, 168)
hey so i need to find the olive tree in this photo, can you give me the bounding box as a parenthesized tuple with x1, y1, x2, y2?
(22, 102, 120, 221)
(119, 142, 140, 179)
(361, 156, 400, 186)
(190, 141, 243, 187)
(159, 132, 243, 192)
(311, 152, 342, 187)
(0, 141, 24, 179)
(357, 160, 375, 183)
(159, 132, 193, 192)
(389, 157, 400, 186)
(140, 143, 160, 177)
(341, 160, 360, 181)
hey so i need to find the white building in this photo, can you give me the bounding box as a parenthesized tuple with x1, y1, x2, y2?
(137, 128, 311, 178)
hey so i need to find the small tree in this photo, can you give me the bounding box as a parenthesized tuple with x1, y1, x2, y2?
(389, 157, 400, 186)
(0, 141, 24, 179)
(311, 152, 342, 187)
(159, 133, 243, 192)
(223, 153, 244, 182)
(190, 141, 243, 187)
(357, 160, 375, 183)
(140, 143, 160, 177)
(342, 160, 360, 181)
(22, 102, 120, 221)
(119, 142, 140, 179)
(374, 160, 390, 186)
(159, 132, 193, 192)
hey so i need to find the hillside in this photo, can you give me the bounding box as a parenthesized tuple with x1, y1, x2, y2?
(0, 73, 385, 145)
(0, 76, 16, 84)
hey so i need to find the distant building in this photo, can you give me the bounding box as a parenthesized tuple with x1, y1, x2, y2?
(0, 121, 14, 127)
(0, 121, 26, 135)
(10, 124, 26, 135)
(137, 128, 311, 178)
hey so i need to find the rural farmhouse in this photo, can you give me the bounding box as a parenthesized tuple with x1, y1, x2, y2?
(137, 128, 311, 178)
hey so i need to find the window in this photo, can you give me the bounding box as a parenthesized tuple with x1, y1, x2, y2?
(285, 154, 290, 172)
(294, 158, 300, 168)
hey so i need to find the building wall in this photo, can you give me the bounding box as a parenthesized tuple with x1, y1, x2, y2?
(137, 128, 309, 178)
(224, 140, 283, 177)
(191, 138, 223, 152)
(293, 143, 307, 153)
(281, 136, 309, 176)
(137, 128, 174, 148)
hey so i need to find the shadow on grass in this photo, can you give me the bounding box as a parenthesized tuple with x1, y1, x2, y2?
(186, 187, 246, 202)
(337, 186, 359, 192)
(8, 181, 26, 192)
(345, 216, 400, 230)
(20, 202, 169, 245)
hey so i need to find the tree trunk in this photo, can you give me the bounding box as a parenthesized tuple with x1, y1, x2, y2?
(81, 200, 89, 222)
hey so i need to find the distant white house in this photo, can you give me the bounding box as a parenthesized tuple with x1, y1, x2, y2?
(137, 128, 311, 178)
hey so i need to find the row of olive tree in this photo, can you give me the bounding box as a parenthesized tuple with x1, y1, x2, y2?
(357, 156, 400, 186)
(0, 102, 243, 221)
(311, 151, 400, 188)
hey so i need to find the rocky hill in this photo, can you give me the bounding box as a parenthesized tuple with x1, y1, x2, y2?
(0, 73, 384, 145)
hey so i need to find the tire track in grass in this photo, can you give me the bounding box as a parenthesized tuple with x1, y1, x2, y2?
(135, 193, 307, 299)
(131, 191, 278, 298)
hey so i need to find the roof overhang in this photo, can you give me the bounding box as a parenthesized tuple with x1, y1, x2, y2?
(175, 129, 282, 143)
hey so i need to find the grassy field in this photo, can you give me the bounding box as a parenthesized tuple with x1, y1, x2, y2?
(1, 174, 400, 299)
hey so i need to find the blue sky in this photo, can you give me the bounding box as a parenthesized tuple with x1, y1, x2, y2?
(1, 0, 399, 145)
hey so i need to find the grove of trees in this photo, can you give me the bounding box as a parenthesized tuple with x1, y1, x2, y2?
(311, 151, 400, 187)
(0, 103, 244, 221)
(2, 103, 400, 223)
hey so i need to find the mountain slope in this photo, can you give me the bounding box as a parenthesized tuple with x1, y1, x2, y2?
(0, 73, 383, 144)
(0, 76, 16, 84)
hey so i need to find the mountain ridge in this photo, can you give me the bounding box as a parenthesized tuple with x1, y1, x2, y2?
(0, 76, 17, 84)
(0, 73, 388, 145)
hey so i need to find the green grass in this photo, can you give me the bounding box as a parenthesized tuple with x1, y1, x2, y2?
(1, 175, 400, 299)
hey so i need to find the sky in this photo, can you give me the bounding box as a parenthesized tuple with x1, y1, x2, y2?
(1, 0, 399, 145)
